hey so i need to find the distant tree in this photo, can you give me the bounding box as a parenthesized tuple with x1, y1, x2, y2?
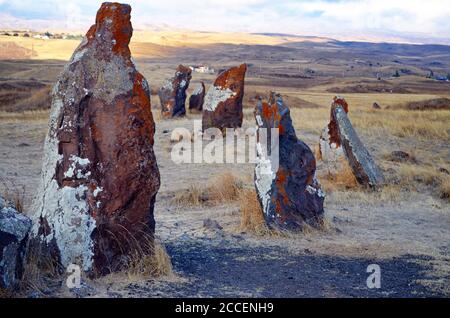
(393, 70, 400, 78)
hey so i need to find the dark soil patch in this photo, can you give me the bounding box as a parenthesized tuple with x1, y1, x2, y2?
(124, 238, 445, 298)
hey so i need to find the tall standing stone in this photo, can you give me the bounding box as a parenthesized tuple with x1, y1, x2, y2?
(202, 64, 247, 132)
(31, 2, 160, 276)
(189, 82, 206, 112)
(319, 97, 349, 173)
(159, 65, 192, 118)
(319, 96, 384, 189)
(254, 93, 325, 231)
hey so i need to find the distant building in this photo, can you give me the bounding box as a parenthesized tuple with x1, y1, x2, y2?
(189, 65, 215, 74)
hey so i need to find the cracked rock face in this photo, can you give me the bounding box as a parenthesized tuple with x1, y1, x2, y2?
(31, 2, 160, 276)
(319, 97, 384, 190)
(202, 64, 247, 132)
(159, 65, 192, 118)
(254, 93, 325, 231)
(189, 82, 206, 112)
(0, 200, 32, 290)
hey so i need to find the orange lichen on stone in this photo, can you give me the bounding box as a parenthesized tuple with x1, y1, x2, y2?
(254, 92, 324, 231)
(328, 96, 349, 146)
(202, 64, 247, 131)
(82, 2, 132, 59)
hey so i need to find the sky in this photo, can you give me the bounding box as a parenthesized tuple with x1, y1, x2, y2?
(1, 0, 450, 44)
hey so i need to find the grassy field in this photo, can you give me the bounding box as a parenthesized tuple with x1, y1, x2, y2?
(0, 31, 449, 297)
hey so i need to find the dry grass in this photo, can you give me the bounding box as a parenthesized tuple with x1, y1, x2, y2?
(18, 240, 62, 297)
(397, 164, 441, 187)
(289, 95, 450, 141)
(208, 172, 243, 202)
(318, 160, 359, 192)
(171, 172, 243, 206)
(351, 109, 450, 140)
(0, 109, 49, 123)
(439, 175, 450, 200)
(171, 184, 206, 206)
(125, 239, 173, 281)
(238, 188, 270, 235)
(0, 177, 26, 213)
(11, 86, 51, 112)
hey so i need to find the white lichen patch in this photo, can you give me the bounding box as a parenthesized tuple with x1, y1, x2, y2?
(203, 86, 236, 112)
(93, 186, 103, 198)
(64, 155, 91, 179)
(38, 181, 96, 271)
(31, 85, 97, 272)
(71, 49, 87, 64)
(254, 141, 276, 219)
(319, 125, 345, 166)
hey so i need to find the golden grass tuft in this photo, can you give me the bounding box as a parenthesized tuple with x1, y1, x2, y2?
(238, 188, 271, 236)
(171, 172, 243, 207)
(208, 172, 243, 202)
(318, 161, 359, 192)
(125, 239, 173, 281)
(171, 184, 206, 206)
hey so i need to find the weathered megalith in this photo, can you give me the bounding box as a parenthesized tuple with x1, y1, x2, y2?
(189, 82, 206, 112)
(159, 65, 192, 118)
(1, 198, 32, 290)
(202, 64, 247, 132)
(319, 96, 384, 189)
(254, 93, 325, 231)
(31, 2, 160, 276)
(319, 97, 349, 173)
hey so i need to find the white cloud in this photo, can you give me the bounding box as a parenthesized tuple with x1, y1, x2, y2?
(1, 0, 450, 43)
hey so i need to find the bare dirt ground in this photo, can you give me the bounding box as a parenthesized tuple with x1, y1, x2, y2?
(0, 37, 449, 297)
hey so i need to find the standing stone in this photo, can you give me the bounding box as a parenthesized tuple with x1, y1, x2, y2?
(159, 65, 192, 118)
(202, 64, 247, 132)
(319, 97, 349, 173)
(1, 199, 32, 290)
(254, 93, 325, 231)
(189, 82, 206, 112)
(31, 2, 160, 276)
(319, 96, 384, 189)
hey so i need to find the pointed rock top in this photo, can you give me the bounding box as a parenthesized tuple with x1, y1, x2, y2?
(256, 92, 293, 136)
(214, 63, 247, 89)
(328, 96, 349, 146)
(332, 96, 349, 114)
(85, 2, 132, 57)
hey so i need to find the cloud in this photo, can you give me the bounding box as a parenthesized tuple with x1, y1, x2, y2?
(1, 0, 450, 43)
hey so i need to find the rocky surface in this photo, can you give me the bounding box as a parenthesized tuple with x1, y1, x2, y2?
(188, 82, 206, 112)
(202, 64, 247, 132)
(320, 97, 384, 189)
(254, 93, 325, 231)
(0, 198, 32, 290)
(373, 102, 381, 109)
(30, 2, 160, 276)
(319, 97, 349, 173)
(159, 65, 192, 118)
